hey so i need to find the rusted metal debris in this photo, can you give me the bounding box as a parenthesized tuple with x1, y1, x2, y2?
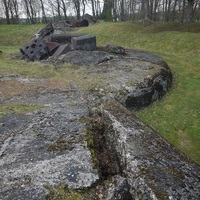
(46, 42, 61, 55)
(64, 19, 89, 27)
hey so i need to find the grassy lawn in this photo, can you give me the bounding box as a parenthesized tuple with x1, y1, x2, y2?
(0, 21, 200, 164)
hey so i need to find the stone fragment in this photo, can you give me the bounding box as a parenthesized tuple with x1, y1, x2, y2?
(106, 44, 125, 54)
(107, 175, 132, 200)
(52, 44, 71, 58)
(35, 22, 54, 38)
(50, 33, 84, 44)
(71, 35, 96, 51)
(20, 38, 49, 61)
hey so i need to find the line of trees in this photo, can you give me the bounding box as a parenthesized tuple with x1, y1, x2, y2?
(0, 0, 200, 24)
(101, 0, 200, 22)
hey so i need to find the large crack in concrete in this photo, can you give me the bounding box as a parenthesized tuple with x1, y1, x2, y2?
(90, 102, 200, 199)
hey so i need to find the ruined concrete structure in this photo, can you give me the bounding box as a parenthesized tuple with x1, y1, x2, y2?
(20, 22, 96, 61)
(1, 24, 199, 199)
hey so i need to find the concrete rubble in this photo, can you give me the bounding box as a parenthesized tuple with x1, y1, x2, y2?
(19, 22, 96, 61)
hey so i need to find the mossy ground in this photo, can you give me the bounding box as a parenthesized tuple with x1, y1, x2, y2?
(44, 184, 84, 200)
(0, 103, 43, 117)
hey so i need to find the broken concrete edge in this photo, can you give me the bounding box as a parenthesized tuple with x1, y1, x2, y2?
(86, 100, 200, 199)
(71, 35, 96, 51)
(50, 33, 86, 43)
(19, 41, 173, 110)
(124, 59, 173, 110)
(52, 44, 71, 59)
(35, 22, 54, 38)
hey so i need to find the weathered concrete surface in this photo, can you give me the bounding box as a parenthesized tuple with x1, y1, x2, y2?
(1, 48, 199, 199)
(50, 33, 85, 44)
(102, 101, 200, 199)
(71, 35, 96, 51)
(55, 48, 172, 109)
(0, 91, 99, 199)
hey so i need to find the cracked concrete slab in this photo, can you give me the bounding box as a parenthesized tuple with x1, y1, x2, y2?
(0, 48, 199, 199)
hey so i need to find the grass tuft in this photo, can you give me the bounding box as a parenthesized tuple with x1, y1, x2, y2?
(0, 103, 43, 117)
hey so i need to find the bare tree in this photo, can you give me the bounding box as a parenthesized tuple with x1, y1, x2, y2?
(101, 0, 113, 20)
(141, 0, 149, 20)
(23, 0, 40, 24)
(39, 0, 47, 23)
(3, 0, 10, 24)
(1, 0, 200, 24)
(90, 0, 96, 17)
(8, 0, 20, 23)
(73, 0, 81, 20)
(187, 0, 195, 21)
(81, 0, 86, 17)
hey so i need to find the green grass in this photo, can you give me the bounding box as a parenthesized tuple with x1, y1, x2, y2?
(44, 184, 83, 200)
(0, 21, 200, 164)
(0, 24, 43, 46)
(0, 103, 43, 117)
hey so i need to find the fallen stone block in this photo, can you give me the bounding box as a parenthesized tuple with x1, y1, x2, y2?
(20, 38, 49, 61)
(52, 44, 71, 58)
(50, 33, 84, 44)
(71, 35, 96, 51)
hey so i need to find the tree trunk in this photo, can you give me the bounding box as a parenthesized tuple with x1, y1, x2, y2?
(13, 0, 19, 24)
(90, 0, 96, 17)
(29, 0, 35, 24)
(40, 0, 47, 23)
(112, 0, 117, 21)
(141, 0, 149, 20)
(3, 0, 10, 24)
(101, 0, 113, 21)
(153, 0, 159, 21)
(187, 0, 194, 22)
(180, 0, 186, 23)
(82, 0, 86, 17)
(73, 0, 81, 20)
(24, 0, 32, 24)
(121, 0, 125, 21)
(61, 0, 67, 20)
(171, 0, 178, 21)
(56, 0, 62, 20)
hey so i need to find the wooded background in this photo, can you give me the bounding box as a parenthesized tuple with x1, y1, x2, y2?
(0, 0, 200, 24)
